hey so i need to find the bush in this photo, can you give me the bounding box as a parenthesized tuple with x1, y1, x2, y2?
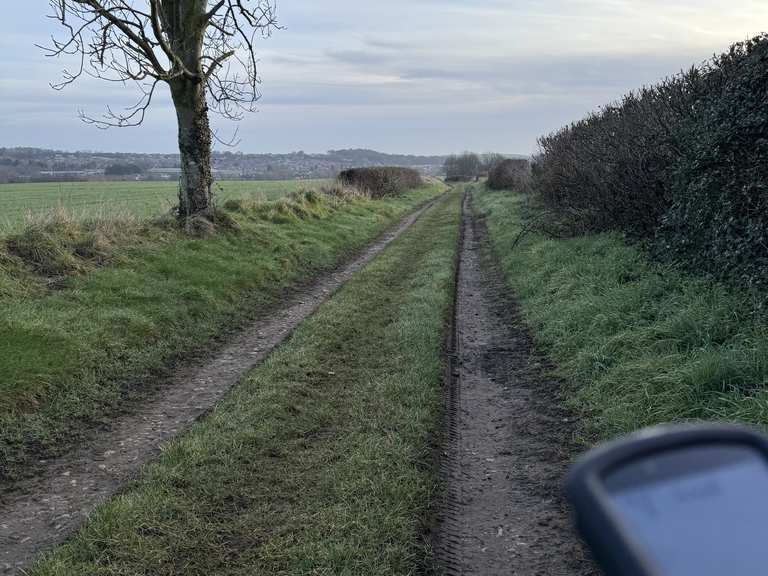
(337, 167, 423, 198)
(487, 158, 530, 191)
(104, 163, 144, 176)
(533, 34, 768, 289)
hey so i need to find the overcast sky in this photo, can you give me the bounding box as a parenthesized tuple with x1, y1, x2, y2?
(1, 1, 767, 155)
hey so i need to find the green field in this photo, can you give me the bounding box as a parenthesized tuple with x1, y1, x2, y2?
(0, 180, 328, 233)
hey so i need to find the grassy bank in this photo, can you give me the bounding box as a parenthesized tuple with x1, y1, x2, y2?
(0, 180, 329, 234)
(0, 184, 444, 483)
(476, 186, 768, 442)
(33, 189, 461, 575)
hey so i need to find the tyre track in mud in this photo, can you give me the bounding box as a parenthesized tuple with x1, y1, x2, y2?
(0, 194, 447, 574)
(433, 189, 596, 575)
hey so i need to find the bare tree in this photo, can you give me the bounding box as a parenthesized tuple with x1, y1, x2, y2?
(42, 0, 279, 218)
(444, 152, 482, 182)
(481, 152, 506, 175)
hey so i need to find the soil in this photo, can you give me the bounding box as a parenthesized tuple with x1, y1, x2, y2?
(0, 196, 442, 575)
(432, 191, 597, 575)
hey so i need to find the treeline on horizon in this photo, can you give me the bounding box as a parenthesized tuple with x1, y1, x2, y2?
(532, 34, 768, 290)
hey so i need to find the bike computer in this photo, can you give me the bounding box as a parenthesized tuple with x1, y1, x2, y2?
(566, 423, 768, 576)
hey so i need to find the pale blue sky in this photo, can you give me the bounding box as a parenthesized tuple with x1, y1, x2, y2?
(1, 1, 767, 154)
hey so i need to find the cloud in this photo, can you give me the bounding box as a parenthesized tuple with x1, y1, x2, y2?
(363, 37, 418, 51)
(3, 0, 768, 154)
(325, 49, 396, 67)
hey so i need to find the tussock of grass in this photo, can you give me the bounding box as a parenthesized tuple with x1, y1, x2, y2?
(0, 248, 40, 300)
(5, 209, 137, 276)
(32, 190, 461, 576)
(221, 197, 246, 212)
(476, 187, 768, 442)
(4, 190, 340, 279)
(0, 184, 445, 483)
(218, 188, 343, 224)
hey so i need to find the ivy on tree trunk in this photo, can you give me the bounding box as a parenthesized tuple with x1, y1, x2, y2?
(172, 79, 213, 217)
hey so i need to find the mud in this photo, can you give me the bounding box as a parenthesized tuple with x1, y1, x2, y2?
(0, 196, 443, 574)
(433, 191, 596, 575)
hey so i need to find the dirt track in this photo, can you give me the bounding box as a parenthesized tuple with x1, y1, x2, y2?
(433, 190, 596, 575)
(0, 196, 442, 574)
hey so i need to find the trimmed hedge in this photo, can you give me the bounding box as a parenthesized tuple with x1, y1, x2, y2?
(534, 34, 768, 289)
(487, 159, 530, 191)
(338, 167, 423, 199)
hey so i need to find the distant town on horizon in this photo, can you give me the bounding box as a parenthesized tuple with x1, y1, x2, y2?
(0, 147, 441, 183)
(0, 147, 531, 184)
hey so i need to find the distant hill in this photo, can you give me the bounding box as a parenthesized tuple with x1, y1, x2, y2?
(324, 149, 446, 166)
(0, 147, 449, 183)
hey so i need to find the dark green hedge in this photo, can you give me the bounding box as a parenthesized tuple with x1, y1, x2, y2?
(338, 167, 423, 198)
(487, 159, 530, 191)
(534, 35, 768, 288)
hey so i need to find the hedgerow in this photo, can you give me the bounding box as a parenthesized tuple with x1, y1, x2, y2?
(338, 167, 423, 198)
(534, 34, 768, 289)
(487, 158, 531, 191)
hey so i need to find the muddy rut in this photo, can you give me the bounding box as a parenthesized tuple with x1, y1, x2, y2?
(433, 191, 596, 576)
(0, 196, 443, 574)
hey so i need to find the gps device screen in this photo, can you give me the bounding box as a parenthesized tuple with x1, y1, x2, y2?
(604, 444, 768, 575)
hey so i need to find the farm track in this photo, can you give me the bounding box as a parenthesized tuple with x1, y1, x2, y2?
(0, 193, 446, 574)
(432, 190, 596, 575)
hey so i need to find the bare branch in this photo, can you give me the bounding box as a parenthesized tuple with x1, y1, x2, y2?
(44, 0, 280, 127)
(75, 0, 167, 76)
(80, 77, 161, 127)
(211, 124, 241, 147)
(205, 0, 226, 20)
(202, 0, 281, 118)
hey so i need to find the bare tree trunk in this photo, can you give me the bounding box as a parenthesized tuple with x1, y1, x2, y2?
(171, 79, 212, 218)
(47, 0, 278, 221)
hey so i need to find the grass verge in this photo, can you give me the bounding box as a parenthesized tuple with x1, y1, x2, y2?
(0, 184, 444, 483)
(0, 179, 330, 234)
(475, 186, 768, 443)
(32, 189, 461, 575)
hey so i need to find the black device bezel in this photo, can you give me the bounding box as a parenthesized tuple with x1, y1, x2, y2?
(565, 423, 768, 576)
